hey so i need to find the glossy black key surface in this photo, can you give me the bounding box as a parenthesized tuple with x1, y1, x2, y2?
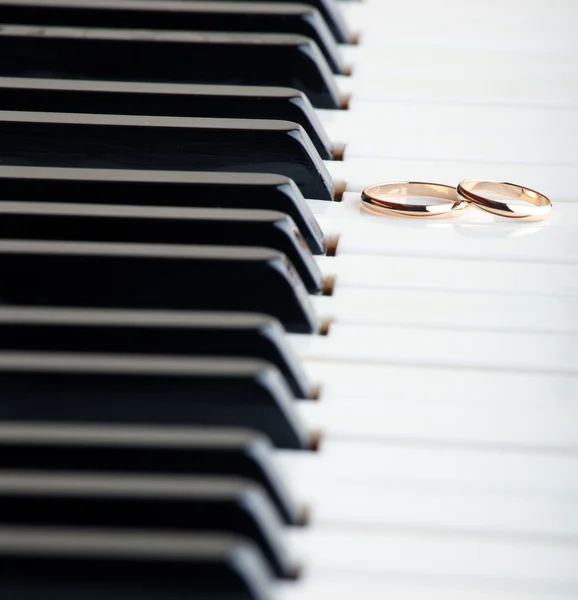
(0, 78, 333, 159)
(0, 423, 302, 524)
(0, 25, 340, 108)
(0, 112, 333, 201)
(0, 167, 326, 254)
(0, 240, 318, 333)
(0, 353, 310, 449)
(0, 202, 323, 293)
(197, 0, 352, 43)
(0, 0, 344, 74)
(0, 307, 312, 398)
(0, 472, 294, 578)
(0, 529, 274, 600)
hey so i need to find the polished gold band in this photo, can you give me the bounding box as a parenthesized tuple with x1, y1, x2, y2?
(361, 181, 469, 218)
(457, 179, 552, 221)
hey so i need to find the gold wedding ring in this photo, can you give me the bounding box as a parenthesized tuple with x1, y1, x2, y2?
(361, 182, 469, 218)
(457, 180, 552, 221)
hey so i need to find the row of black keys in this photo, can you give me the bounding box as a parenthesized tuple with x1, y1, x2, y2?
(0, 168, 316, 598)
(0, 0, 353, 197)
(0, 0, 350, 70)
(0, 170, 318, 597)
(0, 167, 320, 504)
(0, 166, 324, 331)
(0, 423, 300, 600)
(0, 0, 351, 200)
(0, 0, 353, 596)
(0, 0, 351, 109)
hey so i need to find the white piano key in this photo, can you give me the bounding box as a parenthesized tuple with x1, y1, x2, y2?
(353, 0, 577, 24)
(291, 323, 578, 373)
(297, 393, 578, 451)
(275, 440, 578, 495)
(338, 73, 578, 107)
(318, 102, 578, 142)
(299, 481, 578, 541)
(310, 288, 578, 334)
(315, 254, 578, 295)
(301, 361, 578, 404)
(315, 213, 578, 264)
(299, 361, 578, 448)
(325, 159, 578, 203)
(278, 574, 578, 600)
(286, 527, 578, 586)
(344, 46, 578, 81)
(350, 0, 578, 52)
(343, 132, 578, 166)
(355, 0, 576, 22)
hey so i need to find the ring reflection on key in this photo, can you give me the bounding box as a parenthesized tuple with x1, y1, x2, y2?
(361, 182, 469, 218)
(457, 179, 552, 221)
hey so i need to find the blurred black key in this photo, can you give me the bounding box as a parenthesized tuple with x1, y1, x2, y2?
(0, 167, 326, 254)
(0, 422, 302, 524)
(204, 0, 353, 43)
(0, 202, 323, 293)
(0, 528, 275, 600)
(0, 25, 341, 108)
(0, 0, 345, 74)
(0, 352, 310, 449)
(0, 307, 313, 398)
(0, 240, 318, 333)
(0, 78, 333, 159)
(0, 112, 333, 201)
(0, 472, 295, 578)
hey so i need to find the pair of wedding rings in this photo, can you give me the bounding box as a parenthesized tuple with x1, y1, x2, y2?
(361, 180, 552, 221)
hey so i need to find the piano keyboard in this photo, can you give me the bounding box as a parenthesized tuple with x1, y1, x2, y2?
(0, 0, 577, 597)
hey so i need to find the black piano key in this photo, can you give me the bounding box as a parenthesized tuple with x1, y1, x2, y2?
(0, 422, 302, 525)
(0, 0, 345, 74)
(0, 78, 333, 159)
(0, 472, 296, 578)
(0, 307, 312, 398)
(0, 112, 334, 201)
(0, 528, 275, 600)
(0, 240, 318, 333)
(0, 25, 341, 109)
(0, 352, 310, 449)
(0, 167, 326, 254)
(0, 202, 323, 293)
(202, 0, 352, 44)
